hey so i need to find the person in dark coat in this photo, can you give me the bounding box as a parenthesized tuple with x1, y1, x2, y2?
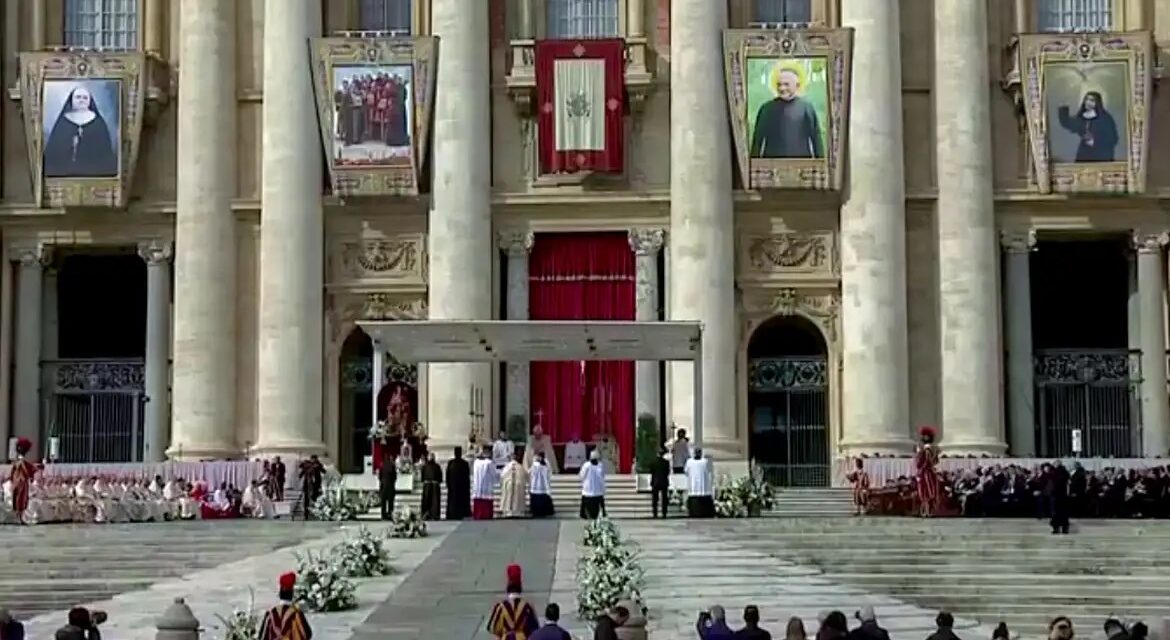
(378, 452, 398, 521)
(445, 446, 471, 520)
(649, 447, 671, 518)
(419, 453, 442, 520)
(1047, 461, 1071, 535)
(924, 612, 961, 640)
(846, 607, 890, 640)
(0, 608, 25, 640)
(593, 606, 629, 640)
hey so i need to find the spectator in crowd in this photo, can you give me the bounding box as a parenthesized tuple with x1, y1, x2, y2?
(925, 612, 961, 640)
(0, 608, 25, 640)
(846, 606, 889, 640)
(734, 605, 772, 639)
(530, 602, 571, 640)
(1103, 617, 1129, 640)
(697, 604, 735, 640)
(781, 616, 806, 640)
(991, 622, 1011, 640)
(816, 612, 849, 640)
(1048, 617, 1074, 640)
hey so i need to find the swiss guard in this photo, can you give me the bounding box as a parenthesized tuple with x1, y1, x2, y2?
(260, 572, 312, 640)
(7, 437, 39, 525)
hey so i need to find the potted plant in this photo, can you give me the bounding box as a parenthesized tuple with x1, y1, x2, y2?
(634, 413, 659, 492)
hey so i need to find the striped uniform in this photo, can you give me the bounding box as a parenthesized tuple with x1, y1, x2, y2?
(915, 445, 941, 507)
(260, 603, 312, 640)
(486, 596, 539, 640)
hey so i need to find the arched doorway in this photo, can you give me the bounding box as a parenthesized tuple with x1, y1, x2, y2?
(337, 328, 419, 473)
(747, 315, 830, 487)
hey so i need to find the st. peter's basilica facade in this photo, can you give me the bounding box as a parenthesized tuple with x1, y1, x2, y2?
(0, 0, 1166, 485)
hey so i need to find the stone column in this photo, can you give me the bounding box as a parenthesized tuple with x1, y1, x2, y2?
(1134, 232, 1170, 457)
(1001, 229, 1036, 456)
(139, 241, 173, 463)
(170, 0, 238, 460)
(669, 0, 736, 456)
(500, 231, 534, 427)
(839, 0, 912, 454)
(12, 246, 47, 456)
(627, 0, 645, 38)
(516, 0, 534, 38)
(934, 0, 1005, 455)
(629, 228, 664, 427)
(427, 0, 494, 456)
(254, 0, 326, 456)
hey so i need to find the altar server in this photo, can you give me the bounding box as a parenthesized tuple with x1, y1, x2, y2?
(529, 452, 555, 518)
(684, 449, 715, 518)
(472, 446, 499, 520)
(578, 450, 607, 519)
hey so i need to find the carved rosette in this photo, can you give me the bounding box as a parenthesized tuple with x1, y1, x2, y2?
(628, 228, 666, 256)
(999, 229, 1037, 254)
(497, 231, 535, 257)
(742, 287, 840, 343)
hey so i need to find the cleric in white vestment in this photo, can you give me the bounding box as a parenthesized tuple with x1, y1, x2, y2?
(684, 449, 715, 518)
(578, 451, 606, 520)
(529, 453, 555, 518)
(499, 453, 529, 518)
(472, 447, 499, 520)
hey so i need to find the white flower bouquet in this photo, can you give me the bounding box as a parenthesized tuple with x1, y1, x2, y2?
(311, 480, 368, 521)
(714, 466, 775, 518)
(388, 504, 428, 539)
(214, 589, 260, 640)
(369, 420, 393, 441)
(575, 517, 646, 621)
(293, 550, 359, 612)
(331, 526, 393, 578)
(395, 456, 415, 476)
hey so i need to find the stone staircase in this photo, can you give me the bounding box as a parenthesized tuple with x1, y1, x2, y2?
(767, 488, 856, 518)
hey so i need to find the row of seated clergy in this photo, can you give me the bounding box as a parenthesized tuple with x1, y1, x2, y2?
(491, 431, 619, 474)
(0, 476, 276, 525)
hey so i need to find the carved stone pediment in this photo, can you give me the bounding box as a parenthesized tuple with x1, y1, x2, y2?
(742, 286, 840, 342)
(309, 37, 437, 197)
(326, 291, 428, 347)
(740, 232, 836, 278)
(360, 293, 427, 320)
(1012, 32, 1155, 194)
(723, 28, 853, 191)
(18, 51, 154, 208)
(335, 235, 426, 283)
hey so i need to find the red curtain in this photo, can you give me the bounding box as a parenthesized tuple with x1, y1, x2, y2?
(535, 39, 626, 175)
(529, 233, 636, 472)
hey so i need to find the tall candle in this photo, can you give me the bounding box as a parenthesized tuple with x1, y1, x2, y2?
(468, 384, 474, 414)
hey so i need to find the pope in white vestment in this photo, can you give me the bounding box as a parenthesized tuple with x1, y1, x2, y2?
(684, 452, 715, 518)
(522, 426, 559, 473)
(499, 457, 529, 518)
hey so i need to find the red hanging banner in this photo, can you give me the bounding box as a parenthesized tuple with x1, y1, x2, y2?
(535, 39, 626, 175)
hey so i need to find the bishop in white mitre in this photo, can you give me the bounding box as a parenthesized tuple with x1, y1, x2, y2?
(499, 453, 529, 518)
(684, 449, 715, 519)
(523, 425, 559, 473)
(471, 447, 499, 520)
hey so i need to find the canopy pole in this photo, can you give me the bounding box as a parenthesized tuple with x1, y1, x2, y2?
(371, 339, 385, 433)
(692, 333, 703, 451)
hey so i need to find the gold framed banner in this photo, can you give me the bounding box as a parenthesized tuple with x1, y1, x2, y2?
(310, 37, 438, 198)
(1017, 32, 1153, 194)
(19, 51, 148, 208)
(723, 28, 853, 191)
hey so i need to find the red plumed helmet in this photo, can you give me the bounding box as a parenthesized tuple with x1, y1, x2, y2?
(14, 437, 32, 455)
(919, 425, 937, 440)
(278, 572, 296, 592)
(506, 564, 522, 585)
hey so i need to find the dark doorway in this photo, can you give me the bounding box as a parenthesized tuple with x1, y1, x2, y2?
(747, 314, 830, 487)
(1030, 237, 1137, 456)
(49, 250, 148, 462)
(339, 328, 375, 474)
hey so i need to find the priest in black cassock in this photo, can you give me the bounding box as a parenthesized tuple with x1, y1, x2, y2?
(419, 452, 443, 520)
(445, 446, 471, 520)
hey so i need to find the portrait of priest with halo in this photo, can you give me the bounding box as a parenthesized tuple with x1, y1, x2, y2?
(523, 419, 558, 473)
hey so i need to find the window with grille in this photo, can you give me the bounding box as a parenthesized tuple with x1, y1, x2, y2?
(1036, 0, 1113, 32)
(751, 0, 813, 25)
(547, 0, 620, 39)
(359, 0, 413, 33)
(64, 0, 138, 50)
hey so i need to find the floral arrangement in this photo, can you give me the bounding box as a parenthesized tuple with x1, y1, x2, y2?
(395, 455, 416, 476)
(714, 466, 775, 518)
(576, 518, 646, 622)
(369, 420, 393, 441)
(293, 550, 358, 612)
(668, 487, 687, 510)
(214, 589, 260, 640)
(331, 526, 393, 578)
(311, 480, 368, 521)
(388, 505, 428, 539)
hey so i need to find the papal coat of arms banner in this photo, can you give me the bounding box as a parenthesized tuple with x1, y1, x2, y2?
(535, 39, 626, 175)
(1016, 32, 1153, 194)
(723, 29, 853, 191)
(19, 51, 149, 208)
(310, 37, 437, 197)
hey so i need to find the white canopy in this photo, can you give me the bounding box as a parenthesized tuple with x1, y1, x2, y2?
(357, 320, 703, 362)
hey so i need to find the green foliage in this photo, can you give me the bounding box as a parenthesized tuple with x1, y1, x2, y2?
(634, 413, 660, 474)
(506, 414, 528, 442)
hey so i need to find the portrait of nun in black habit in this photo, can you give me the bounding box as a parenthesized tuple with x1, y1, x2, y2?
(42, 83, 120, 178)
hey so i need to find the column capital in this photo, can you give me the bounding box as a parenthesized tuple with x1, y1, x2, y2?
(999, 229, 1036, 254)
(137, 240, 174, 265)
(628, 228, 666, 256)
(13, 244, 50, 267)
(497, 231, 534, 257)
(1132, 231, 1170, 254)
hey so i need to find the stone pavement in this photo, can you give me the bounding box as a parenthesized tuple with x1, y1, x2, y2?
(345, 519, 561, 640)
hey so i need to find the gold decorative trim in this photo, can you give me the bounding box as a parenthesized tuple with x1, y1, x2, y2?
(723, 28, 853, 191)
(1016, 32, 1153, 194)
(309, 36, 438, 197)
(19, 51, 149, 208)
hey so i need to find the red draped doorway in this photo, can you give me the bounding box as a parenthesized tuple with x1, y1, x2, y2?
(529, 233, 636, 472)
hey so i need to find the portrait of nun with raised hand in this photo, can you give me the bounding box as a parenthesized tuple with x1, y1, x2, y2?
(42, 79, 121, 178)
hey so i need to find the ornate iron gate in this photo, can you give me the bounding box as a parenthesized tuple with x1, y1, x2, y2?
(41, 360, 145, 463)
(1033, 349, 1140, 457)
(748, 356, 830, 487)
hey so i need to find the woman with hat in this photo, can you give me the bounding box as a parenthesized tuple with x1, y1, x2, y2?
(486, 564, 539, 639)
